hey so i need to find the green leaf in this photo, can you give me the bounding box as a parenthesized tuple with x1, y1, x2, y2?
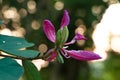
(61, 26, 69, 43)
(57, 51, 64, 63)
(0, 35, 39, 58)
(22, 60, 41, 80)
(0, 58, 23, 80)
(0, 20, 4, 24)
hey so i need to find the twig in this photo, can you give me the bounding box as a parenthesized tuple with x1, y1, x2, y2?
(0, 53, 44, 60)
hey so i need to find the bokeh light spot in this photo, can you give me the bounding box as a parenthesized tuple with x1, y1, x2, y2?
(75, 25, 86, 35)
(3, 7, 18, 19)
(17, 0, 24, 3)
(91, 5, 103, 16)
(19, 8, 27, 18)
(39, 44, 48, 53)
(75, 19, 84, 27)
(54, 1, 64, 10)
(77, 40, 85, 46)
(27, 0, 36, 14)
(31, 20, 40, 30)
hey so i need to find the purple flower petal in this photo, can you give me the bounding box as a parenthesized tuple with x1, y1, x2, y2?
(66, 50, 101, 60)
(64, 33, 86, 45)
(60, 10, 70, 29)
(74, 33, 86, 40)
(43, 20, 56, 42)
(47, 51, 57, 62)
(60, 49, 70, 58)
(64, 40, 75, 45)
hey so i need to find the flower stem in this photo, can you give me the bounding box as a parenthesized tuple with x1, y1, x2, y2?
(0, 52, 44, 60)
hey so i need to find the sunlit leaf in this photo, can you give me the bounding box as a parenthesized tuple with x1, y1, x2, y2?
(0, 35, 39, 58)
(0, 58, 23, 80)
(22, 60, 41, 80)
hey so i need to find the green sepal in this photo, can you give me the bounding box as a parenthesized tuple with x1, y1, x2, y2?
(56, 29, 62, 48)
(57, 51, 64, 63)
(22, 60, 41, 80)
(56, 26, 69, 49)
(61, 26, 69, 44)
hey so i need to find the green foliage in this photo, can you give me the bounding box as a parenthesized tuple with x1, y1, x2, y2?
(22, 60, 41, 80)
(0, 20, 4, 24)
(0, 35, 39, 58)
(0, 58, 23, 80)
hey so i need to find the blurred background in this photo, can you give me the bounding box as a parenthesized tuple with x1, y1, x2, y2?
(1, 0, 120, 80)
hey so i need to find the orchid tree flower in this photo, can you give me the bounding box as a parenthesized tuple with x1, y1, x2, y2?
(43, 10, 101, 63)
